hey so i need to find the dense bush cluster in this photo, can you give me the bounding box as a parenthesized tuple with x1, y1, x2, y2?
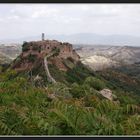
(84, 76, 106, 91)
(22, 42, 30, 52)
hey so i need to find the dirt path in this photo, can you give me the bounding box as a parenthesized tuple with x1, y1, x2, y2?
(44, 52, 56, 83)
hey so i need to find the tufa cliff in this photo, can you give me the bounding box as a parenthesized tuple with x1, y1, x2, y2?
(11, 39, 80, 83)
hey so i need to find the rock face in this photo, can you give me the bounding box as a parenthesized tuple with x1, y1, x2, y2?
(99, 88, 113, 100)
(0, 44, 21, 60)
(0, 52, 12, 64)
(81, 55, 119, 71)
(0, 44, 21, 64)
(21, 40, 80, 60)
(11, 39, 80, 72)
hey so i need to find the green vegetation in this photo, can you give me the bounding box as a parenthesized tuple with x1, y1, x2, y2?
(84, 76, 106, 91)
(0, 66, 140, 135)
(98, 69, 140, 95)
(2, 40, 140, 135)
(22, 42, 30, 52)
(52, 48, 60, 57)
(27, 54, 37, 63)
(66, 62, 95, 84)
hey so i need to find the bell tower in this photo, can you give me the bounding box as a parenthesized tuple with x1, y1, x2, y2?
(42, 33, 45, 41)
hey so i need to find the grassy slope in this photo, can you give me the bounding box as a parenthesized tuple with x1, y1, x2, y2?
(97, 68, 140, 95)
(0, 62, 140, 135)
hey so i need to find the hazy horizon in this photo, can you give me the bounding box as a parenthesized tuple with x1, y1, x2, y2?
(1, 32, 140, 47)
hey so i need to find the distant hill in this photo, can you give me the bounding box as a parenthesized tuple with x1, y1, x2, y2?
(75, 44, 140, 71)
(0, 44, 21, 64)
(1, 33, 140, 46)
(0, 52, 12, 64)
(0, 44, 21, 57)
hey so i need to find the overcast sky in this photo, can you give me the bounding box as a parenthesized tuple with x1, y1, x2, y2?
(0, 4, 140, 39)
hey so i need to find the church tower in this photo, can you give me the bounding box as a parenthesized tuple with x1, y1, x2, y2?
(42, 33, 45, 41)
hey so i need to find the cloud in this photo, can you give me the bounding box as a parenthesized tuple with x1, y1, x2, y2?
(31, 8, 59, 18)
(0, 4, 140, 40)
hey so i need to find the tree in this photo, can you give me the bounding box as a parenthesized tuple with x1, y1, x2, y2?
(22, 41, 29, 52)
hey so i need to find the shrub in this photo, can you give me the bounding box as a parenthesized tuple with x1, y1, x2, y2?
(84, 76, 105, 91)
(48, 82, 72, 99)
(70, 83, 85, 98)
(27, 54, 37, 62)
(52, 48, 60, 57)
(0, 69, 17, 81)
(22, 42, 29, 52)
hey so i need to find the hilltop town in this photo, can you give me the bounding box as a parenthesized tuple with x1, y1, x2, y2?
(11, 33, 80, 72)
